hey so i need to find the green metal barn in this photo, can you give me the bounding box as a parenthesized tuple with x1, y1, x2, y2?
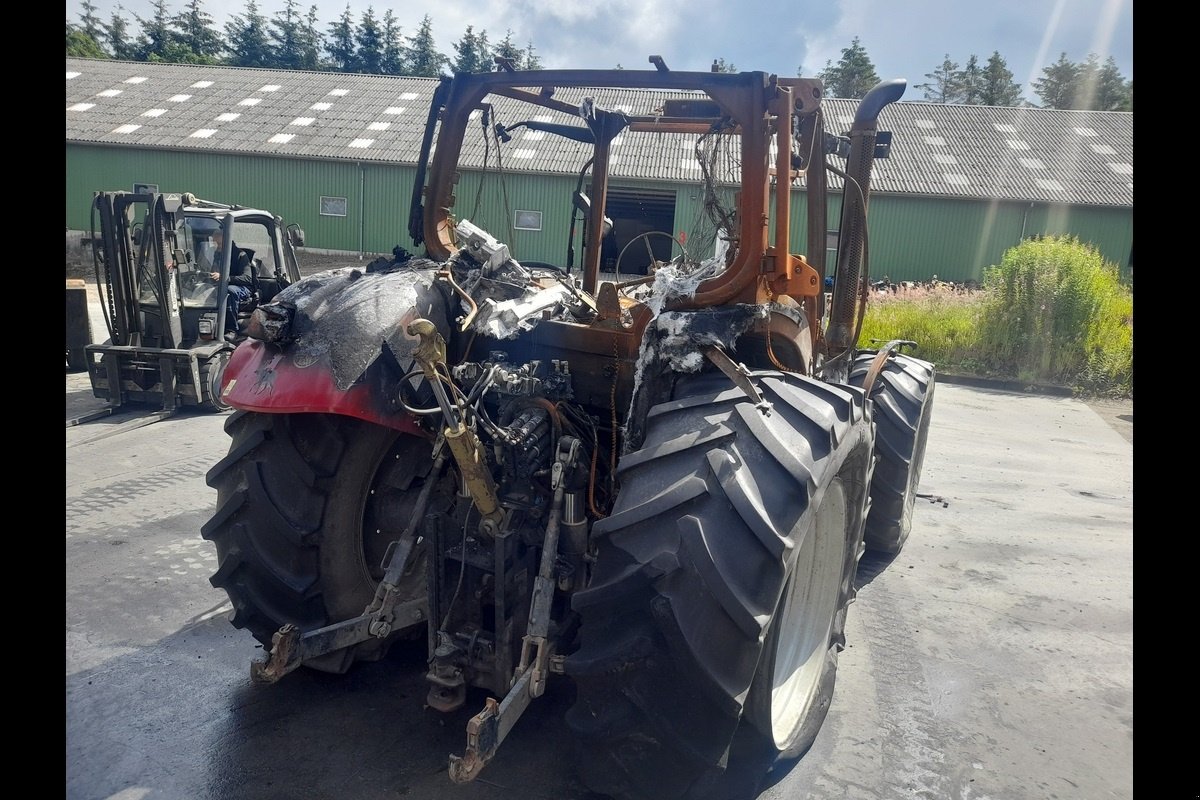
(66, 57, 1132, 283)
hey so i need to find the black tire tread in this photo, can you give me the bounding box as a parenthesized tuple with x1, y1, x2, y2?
(566, 369, 872, 800)
(202, 412, 434, 673)
(848, 351, 936, 554)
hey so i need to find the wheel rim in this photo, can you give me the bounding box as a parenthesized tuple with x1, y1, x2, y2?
(768, 479, 848, 746)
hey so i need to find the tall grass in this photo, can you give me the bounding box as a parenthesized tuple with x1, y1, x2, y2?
(856, 235, 1132, 397)
(856, 284, 984, 372)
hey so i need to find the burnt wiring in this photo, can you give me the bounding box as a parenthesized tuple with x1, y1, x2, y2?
(693, 121, 740, 258)
(471, 105, 517, 249)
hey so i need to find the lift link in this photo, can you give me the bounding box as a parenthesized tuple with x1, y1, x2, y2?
(447, 437, 582, 784)
(704, 344, 772, 413)
(408, 318, 505, 536)
(250, 441, 449, 684)
(861, 338, 918, 397)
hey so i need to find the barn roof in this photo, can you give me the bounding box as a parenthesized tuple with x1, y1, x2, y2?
(66, 57, 1132, 208)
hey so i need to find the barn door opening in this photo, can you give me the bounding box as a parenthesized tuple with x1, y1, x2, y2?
(600, 187, 678, 276)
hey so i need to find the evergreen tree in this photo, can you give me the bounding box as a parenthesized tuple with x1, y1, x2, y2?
(957, 55, 985, 104)
(66, 22, 107, 58)
(492, 28, 522, 71)
(133, 0, 177, 61)
(817, 36, 879, 99)
(1094, 55, 1131, 111)
(1033, 52, 1079, 109)
(326, 4, 358, 72)
(1084, 53, 1128, 110)
(225, 0, 271, 68)
(77, 1, 105, 45)
(106, 9, 136, 60)
(106, 8, 138, 60)
(476, 29, 492, 72)
(297, 5, 324, 70)
(451, 25, 485, 74)
(173, 0, 222, 64)
(981, 51, 1022, 106)
(270, 0, 304, 69)
(355, 6, 383, 74)
(380, 9, 405, 75)
(522, 40, 542, 70)
(407, 15, 447, 77)
(916, 54, 960, 103)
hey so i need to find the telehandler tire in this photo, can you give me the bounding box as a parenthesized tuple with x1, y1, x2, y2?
(202, 412, 448, 673)
(565, 369, 872, 800)
(848, 350, 936, 554)
(199, 351, 231, 413)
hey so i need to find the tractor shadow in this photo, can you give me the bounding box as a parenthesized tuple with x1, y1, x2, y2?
(854, 549, 900, 590)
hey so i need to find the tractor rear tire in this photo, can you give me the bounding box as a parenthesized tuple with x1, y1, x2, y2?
(566, 369, 872, 800)
(849, 351, 936, 554)
(202, 412, 448, 673)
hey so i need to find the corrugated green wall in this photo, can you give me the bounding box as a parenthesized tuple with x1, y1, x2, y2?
(67, 144, 420, 255)
(853, 195, 1133, 283)
(67, 144, 1133, 282)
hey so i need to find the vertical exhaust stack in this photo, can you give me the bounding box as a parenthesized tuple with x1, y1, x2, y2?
(825, 79, 906, 359)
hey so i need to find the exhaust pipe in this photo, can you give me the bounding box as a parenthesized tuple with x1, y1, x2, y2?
(825, 79, 906, 357)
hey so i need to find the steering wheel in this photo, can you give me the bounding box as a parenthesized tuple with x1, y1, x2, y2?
(180, 269, 217, 292)
(614, 231, 690, 285)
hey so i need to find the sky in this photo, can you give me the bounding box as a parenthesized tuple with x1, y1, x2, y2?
(66, 0, 1133, 105)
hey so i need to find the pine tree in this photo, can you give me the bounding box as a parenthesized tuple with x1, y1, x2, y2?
(981, 51, 1022, 106)
(1094, 55, 1131, 111)
(957, 55, 985, 104)
(297, 5, 323, 70)
(407, 15, 446, 77)
(1033, 52, 1079, 109)
(522, 40, 542, 70)
(270, 0, 304, 70)
(817, 36, 879, 99)
(476, 30, 491, 72)
(326, 3, 358, 72)
(225, 0, 271, 68)
(133, 0, 177, 61)
(77, 0, 105, 45)
(451, 25, 484, 74)
(916, 54, 960, 103)
(1064, 53, 1132, 111)
(380, 9, 405, 76)
(106, 8, 137, 60)
(492, 28, 522, 71)
(355, 6, 383, 74)
(173, 0, 222, 64)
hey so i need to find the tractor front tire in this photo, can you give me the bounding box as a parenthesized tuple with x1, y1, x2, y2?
(566, 370, 872, 800)
(202, 412, 448, 673)
(849, 351, 936, 554)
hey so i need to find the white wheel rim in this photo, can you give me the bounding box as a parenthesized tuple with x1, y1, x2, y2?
(769, 479, 848, 746)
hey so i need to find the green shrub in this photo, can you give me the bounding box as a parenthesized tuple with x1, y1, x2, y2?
(975, 235, 1131, 394)
(855, 235, 1133, 397)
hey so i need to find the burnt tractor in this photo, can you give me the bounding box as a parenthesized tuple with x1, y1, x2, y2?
(202, 62, 935, 799)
